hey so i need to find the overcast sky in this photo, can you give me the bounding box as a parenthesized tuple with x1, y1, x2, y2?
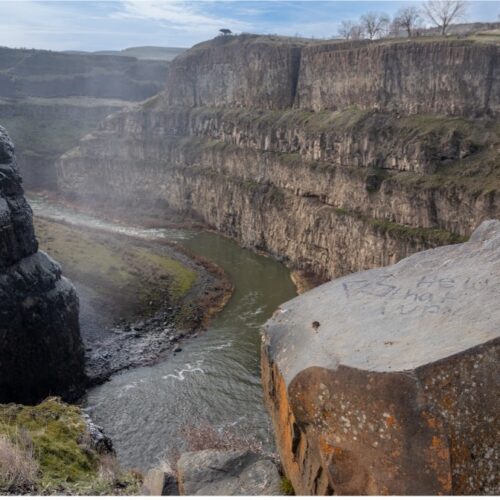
(0, 0, 497, 51)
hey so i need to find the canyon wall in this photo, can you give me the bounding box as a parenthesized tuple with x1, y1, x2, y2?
(0, 46, 170, 189)
(58, 35, 499, 281)
(0, 126, 85, 404)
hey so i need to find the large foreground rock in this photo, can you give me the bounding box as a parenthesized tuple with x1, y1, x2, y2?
(177, 449, 282, 495)
(0, 126, 85, 403)
(262, 220, 500, 495)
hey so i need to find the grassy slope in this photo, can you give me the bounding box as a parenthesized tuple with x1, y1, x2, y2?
(35, 218, 197, 323)
(0, 398, 140, 494)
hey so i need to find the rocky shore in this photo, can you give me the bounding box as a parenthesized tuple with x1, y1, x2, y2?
(33, 215, 233, 385)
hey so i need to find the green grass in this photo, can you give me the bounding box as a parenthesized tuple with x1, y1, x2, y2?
(0, 399, 141, 495)
(0, 399, 97, 489)
(330, 205, 466, 245)
(35, 218, 197, 322)
(367, 217, 467, 246)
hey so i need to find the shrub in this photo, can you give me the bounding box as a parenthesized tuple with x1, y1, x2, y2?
(0, 434, 38, 493)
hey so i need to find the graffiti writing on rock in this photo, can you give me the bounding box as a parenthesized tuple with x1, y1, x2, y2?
(342, 274, 498, 317)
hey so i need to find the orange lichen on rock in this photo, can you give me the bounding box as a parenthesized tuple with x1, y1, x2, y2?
(262, 222, 500, 495)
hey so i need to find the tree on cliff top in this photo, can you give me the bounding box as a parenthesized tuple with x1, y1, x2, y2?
(422, 0, 468, 35)
(219, 29, 232, 36)
(337, 20, 365, 40)
(360, 12, 391, 39)
(393, 6, 423, 37)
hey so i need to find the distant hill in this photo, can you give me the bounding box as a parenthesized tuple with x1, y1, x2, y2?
(0, 46, 169, 100)
(0, 45, 170, 189)
(64, 46, 186, 61)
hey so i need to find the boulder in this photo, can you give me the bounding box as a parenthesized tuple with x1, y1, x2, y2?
(262, 220, 500, 495)
(142, 468, 179, 496)
(177, 449, 282, 495)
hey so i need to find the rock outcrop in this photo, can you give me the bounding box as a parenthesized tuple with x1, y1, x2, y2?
(261, 220, 500, 495)
(177, 449, 282, 495)
(142, 468, 179, 496)
(58, 35, 499, 282)
(0, 126, 85, 404)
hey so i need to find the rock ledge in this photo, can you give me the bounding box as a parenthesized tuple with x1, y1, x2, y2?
(262, 220, 500, 495)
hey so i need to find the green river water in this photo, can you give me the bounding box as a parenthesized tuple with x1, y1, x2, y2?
(30, 196, 297, 470)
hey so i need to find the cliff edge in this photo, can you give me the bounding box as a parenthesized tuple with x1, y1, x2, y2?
(58, 35, 500, 282)
(262, 220, 500, 495)
(0, 126, 85, 404)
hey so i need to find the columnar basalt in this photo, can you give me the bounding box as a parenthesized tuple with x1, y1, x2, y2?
(262, 220, 500, 495)
(57, 35, 500, 281)
(0, 126, 85, 404)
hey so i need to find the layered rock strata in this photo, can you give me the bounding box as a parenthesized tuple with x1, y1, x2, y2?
(262, 220, 500, 495)
(58, 35, 499, 281)
(0, 126, 85, 404)
(0, 45, 170, 189)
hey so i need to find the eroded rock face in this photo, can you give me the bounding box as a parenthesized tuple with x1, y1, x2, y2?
(296, 40, 499, 116)
(57, 36, 500, 282)
(262, 220, 500, 495)
(177, 449, 282, 496)
(0, 126, 85, 404)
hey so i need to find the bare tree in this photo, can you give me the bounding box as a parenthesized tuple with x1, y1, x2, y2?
(349, 24, 366, 40)
(338, 20, 355, 39)
(394, 6, 423, 37)
(338, 20, 366, 40)
(422, 0, 468, 35)
(360, 12, 391, 40)
(388, 18, 405, 38)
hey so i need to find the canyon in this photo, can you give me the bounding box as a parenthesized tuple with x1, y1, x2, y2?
(55, 33, 500, 495)
(0, 46, 180, 189)
(1, 30, 499, 495)
(58, 35, 499, 282)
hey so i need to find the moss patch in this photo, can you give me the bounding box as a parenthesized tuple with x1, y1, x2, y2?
(0, 399, 141, 495)
(0, 399, 96, 487)
(281, 476, 295, 495)
(367, 217, 467, 246)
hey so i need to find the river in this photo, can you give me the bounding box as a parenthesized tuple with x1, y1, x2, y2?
(29, 195, 297, 471)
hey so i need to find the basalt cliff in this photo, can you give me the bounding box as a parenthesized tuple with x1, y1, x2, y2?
(0, 46, 173, 189)
(58, 35, 499, 281)
(0, 126, 85, 404)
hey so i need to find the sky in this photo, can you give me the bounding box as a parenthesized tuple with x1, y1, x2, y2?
(0, 0, 498, 51)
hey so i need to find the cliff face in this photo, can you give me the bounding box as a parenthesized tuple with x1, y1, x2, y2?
(164, 36, 499, 116)
(262, 220, 500, 495)
(58, 35, 499, 280)
(0, 126, 85, 404)
(0, 46, 169, 189)
(0, 47, 168, 101)
(164, 36, 304, 109)
(295, 40, 499, 116)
